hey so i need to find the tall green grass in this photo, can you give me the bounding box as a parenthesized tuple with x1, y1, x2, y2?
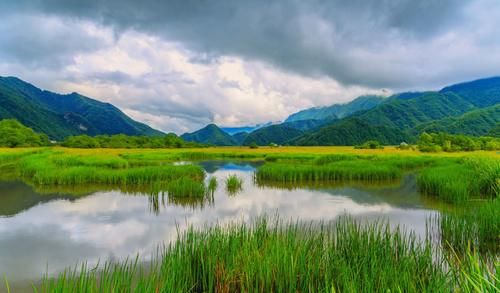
(39, 217, 459, 292)
(166, 177, 206, 198)
(17, 152, 205, 187)
(257, 161, 401, 184)
(429, 199, 500, 253)
(225, 174, 243, 195)
(418, 156, 499, 202)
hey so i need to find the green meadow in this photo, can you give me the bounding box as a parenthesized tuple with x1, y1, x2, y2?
(0, 146, 499, 292)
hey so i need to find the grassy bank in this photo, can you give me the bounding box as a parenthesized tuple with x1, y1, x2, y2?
(36, 217, 498, 292)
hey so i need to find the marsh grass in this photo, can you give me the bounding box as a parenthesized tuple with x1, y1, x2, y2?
(225, 174, 243, 195)
(418, 156, 499, 202)
(429, 199, 500, 253)
(36, 216, 498, 292)
(257, 161, 401, 184)
(166, 177, 206, 198)
(207, 177, 218, 194)
(16, 152, 205, 187)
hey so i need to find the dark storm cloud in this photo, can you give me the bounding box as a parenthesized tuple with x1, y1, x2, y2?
(0, 0, 472, 88)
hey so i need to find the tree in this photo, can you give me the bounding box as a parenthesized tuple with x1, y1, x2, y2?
(0, 119, 50, 147)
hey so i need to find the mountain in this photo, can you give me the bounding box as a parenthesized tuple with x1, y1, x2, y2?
(348, 92, 476, 130)
(181, 124, 237, 146)
(282, 119, 331, 131)
(285, 95, 386, 122)
(232, 131, 249, 145)
(0, 76, 163, 140)
(290, 76, 500, 145)
(440, 76, 500, 107)
(414, 104, 500, 136)
(242, 125, 304, 145)
(221, 122, 272, 135)
(291, 118, 412, 146)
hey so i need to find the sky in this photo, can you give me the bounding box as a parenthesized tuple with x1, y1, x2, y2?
(0, 0, 499, 134)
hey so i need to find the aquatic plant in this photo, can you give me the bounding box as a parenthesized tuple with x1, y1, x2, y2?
(207, 176, 218, 194)
(37, 216, 498, 292)
(225, 174, 243, 195)
(418, 156, 499, 202)
(167, 177, 206, 198)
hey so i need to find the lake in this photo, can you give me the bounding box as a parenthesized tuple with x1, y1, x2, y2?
(0, 160, 439, 287)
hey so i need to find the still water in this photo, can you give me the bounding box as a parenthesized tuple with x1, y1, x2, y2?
(0, 161, 438, 285)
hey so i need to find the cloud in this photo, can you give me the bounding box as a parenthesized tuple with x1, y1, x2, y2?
(0, 0, 499, 132)
(2, 0, 492, 88)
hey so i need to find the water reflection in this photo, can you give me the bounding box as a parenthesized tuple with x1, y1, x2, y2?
(0, 161, 438, 284)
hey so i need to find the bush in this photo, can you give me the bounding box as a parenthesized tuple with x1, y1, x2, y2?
(354, 140, 384, 149)
(0, 119, 50, 147)
(418, 132, 500, 152)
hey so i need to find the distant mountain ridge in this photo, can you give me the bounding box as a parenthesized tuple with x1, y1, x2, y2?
(187, 76, 500, 146)
(181, 124, 237, 146)
(0, 76, 163, 140)
(285, 95, 386, 122)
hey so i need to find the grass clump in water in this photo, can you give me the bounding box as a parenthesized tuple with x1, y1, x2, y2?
(257, 160, 401, 184)
(418, 156, 499, 202)
(207, 176, 218, 194)
(431, 199, 500, 253)
(167, 177, 206, 198)
(225, 174, 243, 195)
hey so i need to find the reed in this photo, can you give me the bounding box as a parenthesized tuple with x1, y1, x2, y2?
(37, 216, 498, 292)
(433, 200, 500, 253)
(418, 156, 499, 202)
(166, 177, 206, 198)
(256, 160, 401, 184)
(225, 174, 243, 195)
(207, 176, 218, 193)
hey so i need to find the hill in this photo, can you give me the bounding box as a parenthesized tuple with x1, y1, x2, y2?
(291, 118, 411, 146)
(285, 95, 386, 122)
(232, 132, 249, 145)
(181, 124, 237, 146)
(0, 76, 163, 140)
(414, 104, 500, 136)
(440, 76, 500, 107)
(242, 125, 304, 145)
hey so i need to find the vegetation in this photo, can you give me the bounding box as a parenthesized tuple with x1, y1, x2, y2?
(415, 104, 500, 136)
(435, 199, 500, 253)
(0, 76, 162, 140)
(418, 156, 499, 202)
(225, 174, 243, 195)
(354, 140, 384, 149)
(166, 177, 207, 198)
(418, 132, 500, 152)
(37, 217, 498, 292)
(0, 119, 50, 147)
(242, 124, 303, 146)
(15, 150, 205, 189)
(292, 118, 412, 146)
(285, 95, 386, 122)
(61, 133, 198, 148)
(181, 124, 237, 146)
(207, 176, 218, 194)
(257, 161, 401, 184)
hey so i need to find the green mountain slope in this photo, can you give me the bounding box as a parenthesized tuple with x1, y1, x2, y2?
(285, 95, 386, 122)
(292, 118, 411, 146)
(351, 92, 476, 130)
(232, 132, 249, 145)
(0, 76, 163, 140)
(242, 125, 303, 145)
(181, 124, 237, 146)
(289, 76, 500, 145)
(414, 104, 500, 136)
(440, 76, 500, 107)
